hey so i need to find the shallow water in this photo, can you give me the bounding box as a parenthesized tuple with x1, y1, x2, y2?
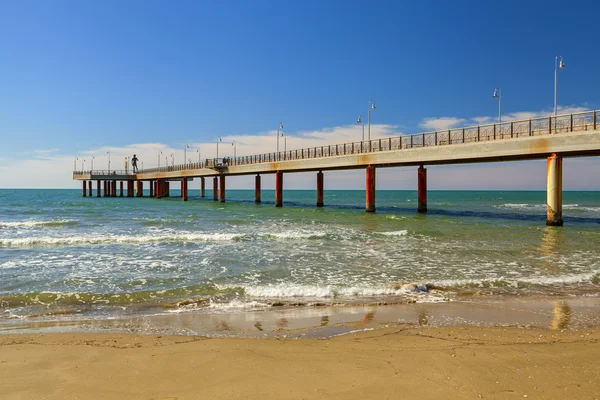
(0, 189, 599, 332)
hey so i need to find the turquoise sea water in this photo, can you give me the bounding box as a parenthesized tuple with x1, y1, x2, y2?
(0, 189, 598, 329)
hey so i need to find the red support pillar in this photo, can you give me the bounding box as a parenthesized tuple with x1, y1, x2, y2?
(316, 171, 324, 207)
(275, 171, 283, 207)
(255, 174, 261, 204)
(112, 181, 117, 197)
(366, 165, 376, 213)
(88, 181, 92, 197)
(127, 181, 133, 197)
(418, 165, 427, 213)
(149, 180, 154, 198)
(103, 181, 108, 197)
(119, 181, 124, 197)
(155, 180, 160, 198)
(82, 180, 87, 197)
(547, 154, 563, 226)
(219, 175, 226, 203)
(165, 182, 170, 198)
(213, 177, 218, 201)
(96, 180, 101, 197)
(182, 178, 188, 201)
(200, 177, 205, 198)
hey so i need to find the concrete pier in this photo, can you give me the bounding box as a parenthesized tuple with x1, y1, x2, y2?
(119, 181, 124, 197)
(112, 181, 117, 197)
(316, 171, 324, 207)
(255, 175, 261, 204)
(200, 177, 205, 198)
(149, 180, 154, 198)
(96, 180, 100, 197)
(213, 177, 218, 201)
(418, 165, 427, 213)
(88, 181, 92, 197)
(275, 171, 283, 207)
(182, 178, 188, 201)
(219, 175, 226, 203)
(82, 181, 87, 197)
(547, 153, 563, 226)
(366, 165, 376, 213)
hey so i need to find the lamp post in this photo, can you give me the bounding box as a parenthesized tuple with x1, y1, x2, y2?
(281, 132, 286, 152)
(217, 137, 222, 160)
(170, 153, 174, 167)
(185, 144, 190, 168)
(357, 115, 365, 142)
(277, 122, 283, 159)
(196, 149, 201, 163)
(125, 156, 129, 173)
(74, 157, 78, 171)
(232, 141, 237, 158)
(554, 55, 566, 116)
(493, 88, 502, 123)
(368, 101, 376, 141)
(81, 159, 85, 171)
(91, 156, 94, 171)
(158, 150, 162, 168)
(106, 151, 111, 173)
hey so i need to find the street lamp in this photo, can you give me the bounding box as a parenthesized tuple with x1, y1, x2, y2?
(185, 144, 190, 168)
(125, 156, 129, 173)
(74, 157, 78, 171)
(357, 115, 365, 142)
(170, 153, 174, 167)
(492, 88, 502, 123)
(82, 159, 85, 171)
(158, 150, 162, 168)
(91, 156, 95, 171)
(554, 55, 566, 116)
(106, 151, 111, 173)
(368, 101, 376, 141)
(196, 148, 201, 163)
(232, 141, 237, 158)
(217, 137, 222, 160)
(277, 122, 283, 158)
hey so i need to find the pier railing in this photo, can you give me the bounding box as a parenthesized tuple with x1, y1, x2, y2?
(72, 170, 135, 176)
(73, 110, 599, 175)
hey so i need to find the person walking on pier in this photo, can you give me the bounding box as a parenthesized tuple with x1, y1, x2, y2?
(132, 154, 139, 173)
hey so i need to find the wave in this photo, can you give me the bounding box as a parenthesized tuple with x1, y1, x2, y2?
(374, 230, 408, 236)
(499, 203, 599, 212)
(0, 219, 77, 228)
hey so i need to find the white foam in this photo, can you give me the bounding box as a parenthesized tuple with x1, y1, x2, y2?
(244, 284, 336, 298)
(374, 230, 408, 236)
(262, 231, 328, 240)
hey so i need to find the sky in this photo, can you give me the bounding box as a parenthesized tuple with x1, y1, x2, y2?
(0, 0, 599, 190)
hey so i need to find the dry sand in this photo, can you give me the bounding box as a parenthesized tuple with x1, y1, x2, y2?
(1, 326, 599, 400)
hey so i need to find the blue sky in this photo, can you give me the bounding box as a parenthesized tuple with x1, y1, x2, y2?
(0, 0, 599, 189)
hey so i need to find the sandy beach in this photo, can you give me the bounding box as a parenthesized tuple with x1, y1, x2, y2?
(1, 323, 599, 400)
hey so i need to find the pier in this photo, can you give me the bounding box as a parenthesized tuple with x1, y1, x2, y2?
(73, 110, 600, 226)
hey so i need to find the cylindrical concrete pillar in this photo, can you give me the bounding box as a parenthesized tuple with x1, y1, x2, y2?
(201, 177, 205, 198)
(366, 165, 376, 213)
(155, 180, 160, 198)
(165, 182, 170, 198)
(112, 181, 117, 197)
(82, 181, 87, 197)
(149, 180, 154, 198)
(182, 178, 188, 201)
(119, 181, 124, 197)
(219, 175, 226, 203)
(88, 181, 92, 197)
(547, 153, 563, 226)
(316, 171, 324, 207)
(418, 166, 427, 213)
(275, 171, 283, 207)
(103, 181, 108, 197)
(213, 177, 218, 201)
(255, 174, 261, 204)
(96, 180, 101, 197)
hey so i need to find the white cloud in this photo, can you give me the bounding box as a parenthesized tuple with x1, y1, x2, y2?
(419, 117, 466, 131)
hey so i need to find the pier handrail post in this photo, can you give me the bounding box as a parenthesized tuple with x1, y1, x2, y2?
(493, 124, 496, 140)
(448, 129, 451, 145)
(594, 110, 597, 130)
(410, 134, 413, 148)
(570, 113, 573, 132)
(529, 119, 532, 136)
(511, 122, 514, 138)
(462, 128, 465, 143)
(434, 131, 438, 145)
(549, 116, 552, 134)
(477, 126, 480, 142)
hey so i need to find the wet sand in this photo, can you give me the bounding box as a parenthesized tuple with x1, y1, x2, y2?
(1, 326, 599, 400)
(1, 298, 600, 399)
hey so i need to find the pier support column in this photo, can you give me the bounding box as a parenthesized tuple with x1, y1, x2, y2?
(127, 181, 133, 197)
(219, 175, 226, 203)
(366, 165, 376, 213)
(182, 178, 188, 201)
(418, 165, 427, 213)
(275, 171, 283, 207)
(149, 180, 154, 198)
(165, 182, 170, 198)
(103, 181, 108, 197)
(96, 180, 101, 197)
(119, 181, 123, 197)
(201, 177, 205, 198)
(135, 181, 141, 197)
(316, 171, 324, 207)
(82, 181, 87, 197)
(88, 181, 92, 197)
(155, 181, 160, 198)
(547, 153, 563, 226)
(112, 181, 117, 197)
(255, 175, 261, 204)
(213, 177, 218, 201)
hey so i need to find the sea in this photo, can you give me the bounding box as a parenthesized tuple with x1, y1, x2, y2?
(0, 189, 599, 335)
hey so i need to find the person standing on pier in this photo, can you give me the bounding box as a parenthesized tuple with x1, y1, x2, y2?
(132, 154, 139, 172)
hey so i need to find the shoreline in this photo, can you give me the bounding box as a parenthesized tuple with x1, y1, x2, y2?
(3, 296, 599, 337)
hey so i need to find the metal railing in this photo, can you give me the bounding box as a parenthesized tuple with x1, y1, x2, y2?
(72, 110, 599, 175)
(72, 170, 136, 176)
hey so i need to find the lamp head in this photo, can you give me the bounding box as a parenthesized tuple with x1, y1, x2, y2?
(371, 102, 376, 110)
(493, 88, 499, 98)
(559, 58, 566, 69)
(279, 123, 284, 130)
(357, 115, 362, 123)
